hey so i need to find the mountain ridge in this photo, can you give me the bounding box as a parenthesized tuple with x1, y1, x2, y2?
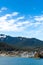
(0, 34, 43, 46)
(0, 34, 43, 51)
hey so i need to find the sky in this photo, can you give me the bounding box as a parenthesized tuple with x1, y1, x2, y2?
(0, 0, 43, 40)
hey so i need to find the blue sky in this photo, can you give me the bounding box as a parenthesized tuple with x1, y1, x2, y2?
(0, 0, 43, 40)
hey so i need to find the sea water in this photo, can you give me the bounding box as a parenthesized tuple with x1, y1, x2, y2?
(0, 56, 43, 65)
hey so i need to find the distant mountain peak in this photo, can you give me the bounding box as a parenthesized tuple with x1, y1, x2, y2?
(0, 34, 6, 38)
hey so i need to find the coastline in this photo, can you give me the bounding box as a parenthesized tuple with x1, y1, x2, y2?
(0, 51, 34, 58)
(0, 51, 43, 58)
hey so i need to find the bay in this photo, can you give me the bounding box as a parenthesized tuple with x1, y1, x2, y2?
(0, 56, 43, 65)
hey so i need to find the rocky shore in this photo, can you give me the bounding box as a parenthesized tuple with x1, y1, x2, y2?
(0, 51, 34, 57)
(0, 51, 43, 58)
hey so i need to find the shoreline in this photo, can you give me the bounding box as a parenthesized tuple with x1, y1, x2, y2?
(0, 51, 43, 58)
(0, 51, 34, 58)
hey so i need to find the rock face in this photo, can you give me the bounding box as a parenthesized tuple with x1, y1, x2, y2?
(34, 52, 40, 58)
(34, 51, 43, 58)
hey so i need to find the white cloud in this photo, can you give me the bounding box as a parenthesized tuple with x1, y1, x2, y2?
(0, 12, 26, 32)
(1, 7, 7, 11)
(34, 15, 43, 21)
(0, 12, 43, 32)
(0, 10, 43, 40)
(0, 7, 7, 12)
(12, 12, 19, 16)
(16, 21, 29, 27)
(5, 12, 19, 18)
(17, 16, 25, 20)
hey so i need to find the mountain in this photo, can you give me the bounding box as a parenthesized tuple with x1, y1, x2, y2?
(0, 34, 43, 47)
(0, 34, 43, 51)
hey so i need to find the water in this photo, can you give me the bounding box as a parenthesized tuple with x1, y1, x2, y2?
(0, 56, 43, 65)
